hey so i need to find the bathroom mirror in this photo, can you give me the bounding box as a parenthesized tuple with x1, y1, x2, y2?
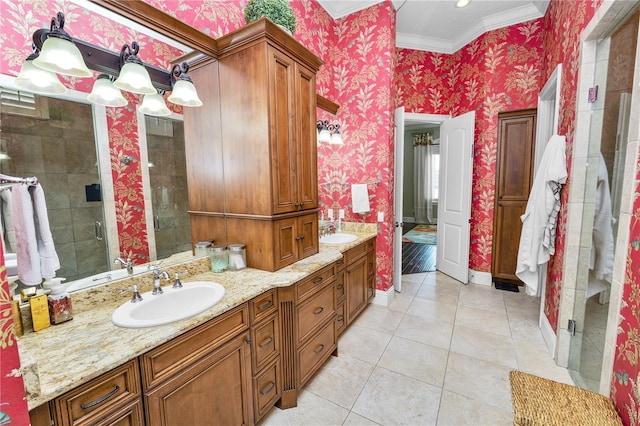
(1, 0, 216, 292)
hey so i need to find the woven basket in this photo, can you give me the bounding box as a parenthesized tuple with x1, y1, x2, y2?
(509, 370, 622, 426)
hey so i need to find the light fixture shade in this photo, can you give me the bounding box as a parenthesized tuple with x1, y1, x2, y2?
(330, 131, 343, 145)
(139, 93, 171, 117)
(87, 75, 127, 107)
(113, 62, 156, 95)
(455, 0, 471, 7)
(318, 128, 331, 143)
(167, 79, 202, 107)
(15, 57, 67, 94)
(33, 36, 92, 78)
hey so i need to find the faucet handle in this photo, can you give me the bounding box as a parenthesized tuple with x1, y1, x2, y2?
(172, 270, 189, 289)
(119, 284, 143, 303)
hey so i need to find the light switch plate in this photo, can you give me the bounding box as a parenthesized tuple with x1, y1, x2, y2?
(327, 209, 334, 220)
(377, 212, 384, 222)
(339, 209, 345, 219)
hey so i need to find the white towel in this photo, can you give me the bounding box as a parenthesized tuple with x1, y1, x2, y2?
(351, 184, 370, 214)
(31, 184, 59, 279)
(0, 188, 15, 253)
(13, 185, 41, 285)
(12, 184, 60, 285)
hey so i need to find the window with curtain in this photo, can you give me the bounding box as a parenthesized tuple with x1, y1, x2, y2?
(413, 132, 439, 224)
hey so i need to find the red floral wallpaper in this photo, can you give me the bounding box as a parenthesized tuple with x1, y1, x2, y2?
(395, 20, 544, 273)
(0, 239, 30, 425)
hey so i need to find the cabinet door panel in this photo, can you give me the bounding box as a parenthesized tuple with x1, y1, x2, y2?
(295, 62, 317, 210)
(269, 47, 297, 215)
(298, 213, 318, 259)
(145, 332, 253, 426)
(275, 217, 298, 269)
(252, 314, 280, 372)
(346, 256, 367, 324)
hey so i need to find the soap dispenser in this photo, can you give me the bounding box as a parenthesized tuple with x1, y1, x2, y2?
(47, 279, 73, 324)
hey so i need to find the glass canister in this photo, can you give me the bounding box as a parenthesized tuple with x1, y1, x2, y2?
(227, 243, 247, 271)
(210, 245, 229, 272)
(195, 240, 212, 258)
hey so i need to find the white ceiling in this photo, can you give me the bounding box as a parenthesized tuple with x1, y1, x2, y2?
(316, 0, 550, 54)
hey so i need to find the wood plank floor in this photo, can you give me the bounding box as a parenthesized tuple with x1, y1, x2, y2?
(402, 242, 436, 274)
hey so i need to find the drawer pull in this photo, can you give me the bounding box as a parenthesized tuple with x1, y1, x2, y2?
(260, 381, 276, 396)
(313, 307, 324, 315)
(337, 314, 344, 321)
(259, 336, 274, 348)
(80, 385, 120, 409)
(314, 344, 325, 354)
(256, 300, 273, 311)
(313, 277, 323, 285)
(336, 259, 344, 265)
(336, 285, 344, 290)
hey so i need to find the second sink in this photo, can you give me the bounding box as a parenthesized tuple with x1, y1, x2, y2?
(319, 233, 358, 244)
(112, 281, 225, 328)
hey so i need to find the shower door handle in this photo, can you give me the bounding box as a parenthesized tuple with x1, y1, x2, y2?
(95, 221, 103, 241)
(154, 215, 160, 231)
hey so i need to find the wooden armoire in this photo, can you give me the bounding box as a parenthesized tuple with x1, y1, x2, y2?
(183, 19, 323, 272)
(491, 109, 537, 285)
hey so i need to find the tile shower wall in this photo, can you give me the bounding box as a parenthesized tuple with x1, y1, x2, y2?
(0, 97, 108, 282)
(145, 118, 191, 259)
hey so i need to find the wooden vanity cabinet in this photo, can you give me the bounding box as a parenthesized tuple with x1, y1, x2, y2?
(278, 264, 337, 409)
(335, 238, 377, 336)
(140, 304, 254, 426)
(184, 20, 323, 272)
(50, 359, 144, 426)
(249, 290, 282, 423)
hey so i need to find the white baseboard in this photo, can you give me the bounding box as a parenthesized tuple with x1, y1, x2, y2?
(540, 312, 556, 358)
(372, 286, 394, 307)
(469, 269, 492, 286)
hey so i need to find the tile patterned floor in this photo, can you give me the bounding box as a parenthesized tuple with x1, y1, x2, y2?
(260, 272, 573, 425)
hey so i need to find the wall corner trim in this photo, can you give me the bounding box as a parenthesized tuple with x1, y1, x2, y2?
(372, 286, 395, 307)
(469, 269, 492, 286)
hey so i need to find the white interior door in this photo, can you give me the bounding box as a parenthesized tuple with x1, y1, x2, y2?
(436, 111, 474, 283)
(393, 107, 405, 292)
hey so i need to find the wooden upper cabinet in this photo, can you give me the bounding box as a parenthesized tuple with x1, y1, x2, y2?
(218, 43, 318, 217)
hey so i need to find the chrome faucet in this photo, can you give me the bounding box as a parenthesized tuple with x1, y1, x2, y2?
(120, 284, 143, 303)
(152, 266, 170, 295)
(114, 257, 134, 275)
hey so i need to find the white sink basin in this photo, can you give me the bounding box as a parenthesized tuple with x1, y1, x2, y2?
(319, 233, 358, 244)
(112, 281, 225, 328)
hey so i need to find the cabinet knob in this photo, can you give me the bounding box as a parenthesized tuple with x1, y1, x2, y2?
(246, 337, 252, 345)
(314, 344, 325, 354)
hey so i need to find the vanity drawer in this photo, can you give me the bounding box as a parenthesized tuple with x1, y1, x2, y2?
(251, 313, 280, 371)
(296, 283, 335, 345)
(295, 264, 335, 303)
(52, 359, 142, 426)
(297, 322, 336, 386)
(335, 270, 345, 304)
(335, 303, 346, 336)
(345, 242, 367, 263)
(140, 303, 249, 389)
(249, 289, 278, 324)
(253, 358, 281, 422)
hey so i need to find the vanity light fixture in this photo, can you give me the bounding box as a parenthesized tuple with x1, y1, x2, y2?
(113, 42, 157, 95)
(455, 0, 471, 7)
(87, 74, 128, 107)
(15, 50, 67, 95)
(32, 12, 92, 78)
(167, 63, 202, 107)
(316, 120, 331, 143)
(20, 11, 202, 110)
(139, 90, 172, 117)
(316, 120, 343, 145)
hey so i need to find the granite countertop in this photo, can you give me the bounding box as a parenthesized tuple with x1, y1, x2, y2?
(18, 225, 377, 410)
